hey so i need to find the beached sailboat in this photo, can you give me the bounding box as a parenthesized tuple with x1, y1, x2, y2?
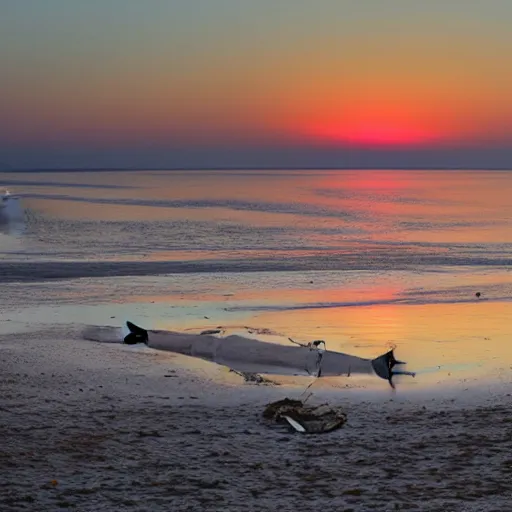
(123, 321, 416, 389)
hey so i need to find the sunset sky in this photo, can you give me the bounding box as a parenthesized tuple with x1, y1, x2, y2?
(2, 0, 512, 169)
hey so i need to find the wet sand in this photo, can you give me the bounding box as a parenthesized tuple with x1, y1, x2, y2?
(1, 325, 512, 511)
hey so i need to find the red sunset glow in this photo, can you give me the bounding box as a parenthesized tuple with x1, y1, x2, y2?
(306, 122, 436, 146)
(294, 102, 448, 147)
(281, 89, 497, 148)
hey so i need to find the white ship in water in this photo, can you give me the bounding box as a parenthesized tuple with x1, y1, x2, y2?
(0, 188, 23, 234)
(1, 189, 21, 208)
(1, 189, 11, 209)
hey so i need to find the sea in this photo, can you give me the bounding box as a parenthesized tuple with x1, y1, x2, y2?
(1, 169, 511, 390)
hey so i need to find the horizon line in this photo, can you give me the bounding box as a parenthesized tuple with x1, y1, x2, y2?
(2, 165, 512, 173)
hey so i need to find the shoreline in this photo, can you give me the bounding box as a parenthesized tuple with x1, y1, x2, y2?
(2, 312, 512, 394)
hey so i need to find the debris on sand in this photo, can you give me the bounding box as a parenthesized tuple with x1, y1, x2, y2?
(229, 369, 278, 385)
(263, 398, 303, 419)
(263, 398, 347, 434)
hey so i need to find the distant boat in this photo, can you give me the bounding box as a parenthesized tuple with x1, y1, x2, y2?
(0, 189, 19, 210)
(0, 188, 24, 235)
(0, 189, 10, 208)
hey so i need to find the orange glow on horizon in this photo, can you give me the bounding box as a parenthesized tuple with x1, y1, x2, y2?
(279, 88, 512, 148)
(305, 122, 437, 147)
(297, 119, 512, 148)
(288, 100, 455, 148)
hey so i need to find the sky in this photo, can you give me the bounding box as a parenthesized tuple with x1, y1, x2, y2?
(1, 0, 512, 170)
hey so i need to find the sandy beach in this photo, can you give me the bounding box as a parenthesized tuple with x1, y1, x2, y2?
(2, 325, 512, 512)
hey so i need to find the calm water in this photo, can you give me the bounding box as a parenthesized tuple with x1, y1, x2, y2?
(1, 169, 511, 389)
